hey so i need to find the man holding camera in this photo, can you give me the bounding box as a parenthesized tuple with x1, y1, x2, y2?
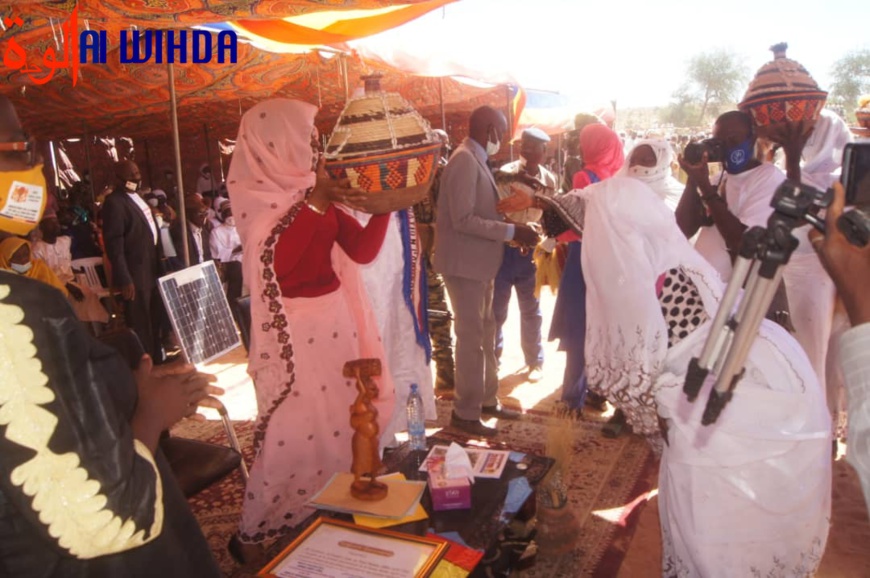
(676, 111, 786, 283)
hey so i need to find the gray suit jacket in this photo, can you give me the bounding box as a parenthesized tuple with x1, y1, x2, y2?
(433, 138, 510, 281)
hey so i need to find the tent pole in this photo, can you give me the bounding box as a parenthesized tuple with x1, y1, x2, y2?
(439, 76, 446, 130)
(168, 62, 190, 268)
(143, 138, 154, 190)
(48, 140, 60, 191)
(340, 53, 349, 103)
(505, 85, 514, 162)
(203, 123, 215, 185)
(316, 63, 323, 109)
(83, 123, 95, 203)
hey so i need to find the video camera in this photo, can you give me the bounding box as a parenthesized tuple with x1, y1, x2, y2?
(683, 138, 725, 164)
(772, 142, 870, 247)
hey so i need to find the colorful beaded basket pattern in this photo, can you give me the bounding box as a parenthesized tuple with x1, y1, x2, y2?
(739, 43, 828, 127)
(327, 142, 441, 193)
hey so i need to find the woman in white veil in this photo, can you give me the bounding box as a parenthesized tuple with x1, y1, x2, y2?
(572, 175, 831, 576)
(618, 138, 685, 211)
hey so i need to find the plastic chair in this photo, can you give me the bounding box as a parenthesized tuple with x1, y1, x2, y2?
(70, 256, 111, 298)
(98, 328, 249, 497)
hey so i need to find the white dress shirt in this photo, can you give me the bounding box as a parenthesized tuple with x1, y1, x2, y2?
(188, 222, 205, 263)
(209, 223, 242, 263)
(128, 192, 158, 243)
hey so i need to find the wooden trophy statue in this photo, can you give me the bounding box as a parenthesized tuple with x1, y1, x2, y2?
(344, 358, 388, 501)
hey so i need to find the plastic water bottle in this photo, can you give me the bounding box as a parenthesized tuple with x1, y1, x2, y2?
(407, 384, 427, 451)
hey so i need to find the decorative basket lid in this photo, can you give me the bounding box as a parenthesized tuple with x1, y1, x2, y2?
(740, 43, 827, 105)
(325, 75, 436, 160)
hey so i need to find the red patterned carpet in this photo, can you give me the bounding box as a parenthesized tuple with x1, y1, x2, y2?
(175, 395, 657, 577)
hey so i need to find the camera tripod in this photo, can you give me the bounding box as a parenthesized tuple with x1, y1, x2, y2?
(683, 180, 829, 425)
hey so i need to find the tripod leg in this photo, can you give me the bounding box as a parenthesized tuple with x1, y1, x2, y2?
(702, 268, 785, 425)
(683, 228, 763, 401)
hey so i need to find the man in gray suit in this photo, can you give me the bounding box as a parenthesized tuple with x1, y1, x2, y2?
(434, 106, 539, 437)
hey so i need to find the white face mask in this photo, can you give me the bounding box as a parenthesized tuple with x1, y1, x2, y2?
(224, 216, 236, 227)
(627, 165, 654, 179)
(125, 180, 140, 193)
(10, 262, 32, 274)
(485, 136, 500, 157)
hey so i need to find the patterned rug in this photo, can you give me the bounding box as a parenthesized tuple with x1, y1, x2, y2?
(174, 397, 658, 577)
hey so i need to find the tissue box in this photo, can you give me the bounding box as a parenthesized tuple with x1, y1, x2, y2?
(427, 459, 471, 511)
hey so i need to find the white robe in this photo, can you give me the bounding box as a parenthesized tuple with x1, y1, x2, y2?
(355, 212, 436, 444)
(656, 321, 831, 577)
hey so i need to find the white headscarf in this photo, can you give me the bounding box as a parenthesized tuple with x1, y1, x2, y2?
(801, 109, 853, 190)
(619, 138, 684, 211)
(580, 176, 724, 434)
(226, 99, 321, 380)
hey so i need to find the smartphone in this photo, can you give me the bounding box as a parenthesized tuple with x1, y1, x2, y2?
(841, 142, 870, 206)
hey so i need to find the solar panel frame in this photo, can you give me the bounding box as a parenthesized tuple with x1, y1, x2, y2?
(158, 260, 240, 365)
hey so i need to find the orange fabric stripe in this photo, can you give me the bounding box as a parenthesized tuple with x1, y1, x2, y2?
(233, 0, 456, 46)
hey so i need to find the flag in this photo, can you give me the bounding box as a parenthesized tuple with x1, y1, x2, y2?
(509, 84, 527, 140)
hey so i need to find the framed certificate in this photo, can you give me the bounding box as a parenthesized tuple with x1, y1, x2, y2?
(258, 518, 448, 578)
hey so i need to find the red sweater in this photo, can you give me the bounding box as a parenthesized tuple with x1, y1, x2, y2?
(275, 204, 390, 298)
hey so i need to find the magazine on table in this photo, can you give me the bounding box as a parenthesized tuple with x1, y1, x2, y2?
(417, 445, 510, 479)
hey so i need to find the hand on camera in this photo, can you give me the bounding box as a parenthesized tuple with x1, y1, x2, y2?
(678, 153, 711, 189)
(808, 182, 870, 326)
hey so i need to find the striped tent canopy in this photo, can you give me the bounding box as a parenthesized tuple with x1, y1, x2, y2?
(0, 0, 499, 139)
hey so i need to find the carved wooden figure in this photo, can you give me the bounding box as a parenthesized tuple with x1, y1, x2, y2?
(344, 358, 388, 501)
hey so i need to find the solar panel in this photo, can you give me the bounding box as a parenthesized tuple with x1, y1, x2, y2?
(158, 260, 240, 365)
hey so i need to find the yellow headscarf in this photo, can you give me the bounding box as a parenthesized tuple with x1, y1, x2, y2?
(0, 237, 68, 297)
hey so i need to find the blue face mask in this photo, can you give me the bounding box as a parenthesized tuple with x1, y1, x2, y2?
(724, 138, 753, 174)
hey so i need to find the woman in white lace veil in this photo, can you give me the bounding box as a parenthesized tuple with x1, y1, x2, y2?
(617, 138, 685, 211)
(577, 176, 832, 577)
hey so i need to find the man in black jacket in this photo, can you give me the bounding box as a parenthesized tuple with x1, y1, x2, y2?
(102, 161, 165, 362)
(170, 194, 213, 266)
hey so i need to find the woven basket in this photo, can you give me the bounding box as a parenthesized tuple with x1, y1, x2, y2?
(857, 109, 870, 130)
(739, 43, 827, 127)
(325, 75, 439, 199)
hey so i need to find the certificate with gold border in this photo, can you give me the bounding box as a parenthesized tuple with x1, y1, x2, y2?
(258, 518, 448, 578)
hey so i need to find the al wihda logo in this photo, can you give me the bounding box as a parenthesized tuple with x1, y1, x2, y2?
(2, 7, 238, 86)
